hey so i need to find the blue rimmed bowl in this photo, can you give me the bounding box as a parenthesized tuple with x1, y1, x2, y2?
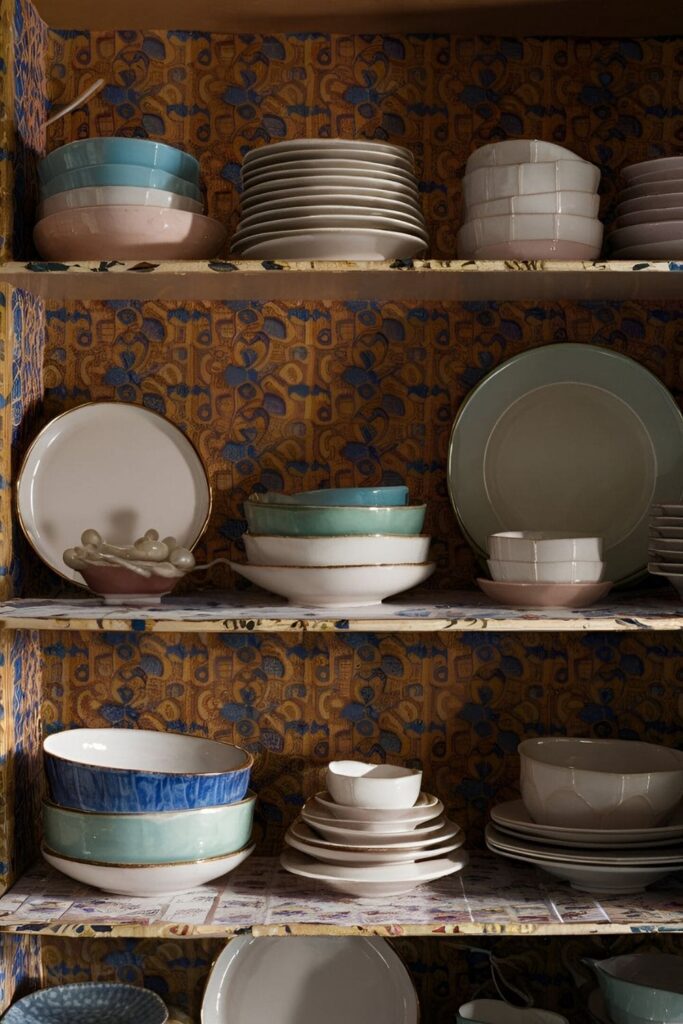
(39, 138, 200, 185)
(40, 164, 203, 201)
(2, 983, 168, 1024)
(256, 486, 409, 507)
(244, 498, 426, 537)
(44, 728, 253, 812)
(42, 791, 256, 863)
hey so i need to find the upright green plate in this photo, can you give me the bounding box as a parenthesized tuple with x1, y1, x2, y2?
(447, 343, 683, 584)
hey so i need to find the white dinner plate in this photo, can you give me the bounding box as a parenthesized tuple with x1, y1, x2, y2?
(485, 824, 683, 866)
(617, 191, 683, 215)
(241, 182, 421, 211)
(491, 799, 683, 848)
(232, 213, 428, 246)
(200, 934, 418, 1024)
(242, 160, 417, 189)
(447, 344, 683, 584)
(622, 156, 683, 182)
(240, 190, 422, 219)
(234, 227, 427, 260)
(243, 174, 418, 200)
(619, 178, 683, 202)
(242, 137, 414, 164)
(237, 204, 426, 233)
(301, 809, 452, 843)
(281, 847, 468, 897)
(286, 820, 464, 864)
(311, 789, 443, 823)
(17, 403, 211, 584)
(244, 145, 414, 174)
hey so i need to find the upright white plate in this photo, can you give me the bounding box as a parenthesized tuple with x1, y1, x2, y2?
(201, 934, 419, 1024)
(17, 403, 211, 584)
(447, 344, 683, 584)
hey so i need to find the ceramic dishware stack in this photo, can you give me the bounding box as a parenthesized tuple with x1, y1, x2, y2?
(457, 139, 603, 259)
(608, 157, 683, 259)
(648, 503, 683, 597)
(585, 952, 683, 1024)
(34, 138, 227, 259)
(478, 531, 612, 609)
(281, 759, 467, 896)
(41, 727, 256, 896)
(231, 485, 435, 606)
(1, 983, 170, 1024)
(486, 737, 683, 894)
(231, 139, 428, 259)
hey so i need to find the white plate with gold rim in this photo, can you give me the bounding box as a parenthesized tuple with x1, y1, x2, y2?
(311, 789, 443, 823)
(491, 799, 683, 848)
(286, 820, 464, 865)
(299, 815, 460, 849)
(281, 846, 468, 897)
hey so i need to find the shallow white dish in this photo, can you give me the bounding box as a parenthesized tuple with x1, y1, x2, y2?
(43, 841, 254, 896)
(237, 203, 426, 233)
(488, 532, 603, 562)
(228, 560, 434, 606)
(486, 824, 683, 866)
(17, 403, 211, 585)
(457, 213, 602, 259)
(466, 139, 586, 172)
(233, 212, 428, 246)
(462, 160, 600, 205)
(242, 534, 431, 567)
(39, 184, 204, 218)
(311, 789, 443, 823)
(448, 343, 683, 585)
(200, 933, 419, 1024)
(234, 227, 427, 260)
(467, 190, 599, 220)
(487, 559, 604, 583)
(281, 847, 468, 897)
(240, 190, 422, 218)
(286, 820, 464, 864)
(242, 174, 418, 201)
(302, 809, 453, 843)
(622, 156, 683, 182)
(491, 799, 683, 848)
(327, 760, 422, 809)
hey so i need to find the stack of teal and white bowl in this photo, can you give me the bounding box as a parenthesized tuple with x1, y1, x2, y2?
(34, 138, 227, 260)
(232, 485, 434, 607)
(41, 727, 256, 896)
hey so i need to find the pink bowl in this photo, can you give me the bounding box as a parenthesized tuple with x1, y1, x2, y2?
(34, 205, 227, 260)
(79, 565, 178, 605)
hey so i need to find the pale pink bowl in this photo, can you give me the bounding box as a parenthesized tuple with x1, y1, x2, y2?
(477, 578, 612, 609)
(79, 565, 177, 605)
(34, 205, 227, 261)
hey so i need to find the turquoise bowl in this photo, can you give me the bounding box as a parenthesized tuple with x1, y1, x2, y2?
(42, 791, 255, 864)
(40, 164, 203, 201)
(257, 486, 409, 507)
(39, 138, 200, 185)
(244, 498, 426, 536)
(586, 954, 683, 1024)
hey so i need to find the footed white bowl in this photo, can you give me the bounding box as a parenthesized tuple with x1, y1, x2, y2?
(228, 560, 435, 606)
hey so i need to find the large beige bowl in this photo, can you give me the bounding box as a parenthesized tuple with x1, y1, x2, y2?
(519, 738, 683, 829)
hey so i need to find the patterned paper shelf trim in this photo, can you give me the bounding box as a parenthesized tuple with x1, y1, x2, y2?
(0, 854, 682, 937)
(0, 591, 681, 633)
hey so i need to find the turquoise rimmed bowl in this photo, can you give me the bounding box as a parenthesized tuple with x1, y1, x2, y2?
(43, 791, 256, 864)
(39, 138, 200, 185)
(40, 164, 203, 202)
(244, 499, 426, 536)
(255, 486, 409, 507)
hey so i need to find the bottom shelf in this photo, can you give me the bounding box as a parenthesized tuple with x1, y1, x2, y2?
(0, 854, 681, 937)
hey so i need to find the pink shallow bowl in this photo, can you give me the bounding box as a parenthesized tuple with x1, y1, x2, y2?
(79, 565, 177, 604)
(477, 578, 612, 609)
(34, 205, 226, 260)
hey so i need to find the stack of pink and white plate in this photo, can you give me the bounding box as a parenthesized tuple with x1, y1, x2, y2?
(608, 156, 683, 259)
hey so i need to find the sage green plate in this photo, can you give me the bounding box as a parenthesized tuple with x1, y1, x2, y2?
(447, 343, 683, 584)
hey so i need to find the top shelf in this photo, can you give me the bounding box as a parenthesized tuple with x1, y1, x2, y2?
(28, 0, 683, 35)
(2, 259, 682, 303)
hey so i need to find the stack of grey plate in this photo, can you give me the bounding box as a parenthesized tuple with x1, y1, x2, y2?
(608, 156, 683, 259)
(648, 502, 683, 596)
(231, 139, 428, 260)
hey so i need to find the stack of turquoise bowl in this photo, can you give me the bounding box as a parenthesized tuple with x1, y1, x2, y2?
(34, 138, 227, 260)
(230, 485, 435, 607)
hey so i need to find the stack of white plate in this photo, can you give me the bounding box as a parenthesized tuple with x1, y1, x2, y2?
(231, 139, 428, 260)
(281, 760, 467, 897)
(457, 139, 603, 260)
(649, 502, 683, 597)
(609, 157, 683, 258)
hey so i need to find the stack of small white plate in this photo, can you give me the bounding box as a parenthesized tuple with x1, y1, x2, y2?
(609, 157, 683, 259)
(649, 502, 683, 597)
(281, 761, 467, 897)
(457, 139, 603, 260)
(231, 139, 428, 260)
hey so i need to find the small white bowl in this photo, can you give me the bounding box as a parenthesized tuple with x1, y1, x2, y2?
(487, 559, 604, 583)
(457, 212, 603, 259)
(519, 738, 683, 829)
(462, 159, 600, 205)
(242, 533, 431, 567)
(326, 760, 422, 809)
(488, 533, 603, 562)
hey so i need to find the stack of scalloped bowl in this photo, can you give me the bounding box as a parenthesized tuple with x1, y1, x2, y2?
(281, 760, 467, 896)
(608, 156, 683, 259)
(648, 502, 683, 597)
(41, 727, 255, 896)
(457, 139, 603, 260)
(231, 485, 435, 607)
(34, 138, 226, 260)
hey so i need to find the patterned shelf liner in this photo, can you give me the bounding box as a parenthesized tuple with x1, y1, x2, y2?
(0, 590, 681, 633)
(0, 854, 682, 937)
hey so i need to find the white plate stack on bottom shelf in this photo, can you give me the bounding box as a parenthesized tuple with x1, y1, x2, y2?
(486, 737, 683, 895)
(231, 138, 428, 259)
(281, 760, 467, 896)
(648, 503, 683, 597)
(608, 156, 683, 259)
(457, 139, 603, 260)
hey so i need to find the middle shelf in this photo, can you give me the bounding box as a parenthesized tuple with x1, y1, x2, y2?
(1, 853, 681, 938)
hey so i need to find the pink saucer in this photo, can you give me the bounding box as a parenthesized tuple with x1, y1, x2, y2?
(477, 578, 613, 609)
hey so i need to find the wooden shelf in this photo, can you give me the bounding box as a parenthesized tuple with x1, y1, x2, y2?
(1, 853, 681, 937)
(27, 0, 683, 35)
(0, 590, 681, 633)
(1, 259, 682, 303)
